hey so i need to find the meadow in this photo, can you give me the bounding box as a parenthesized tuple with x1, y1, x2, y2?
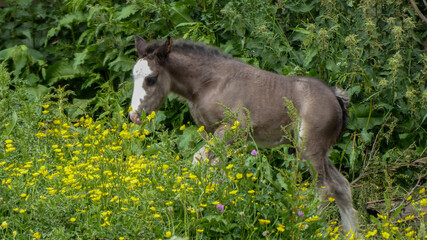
(0, 64, 426, 239)
(1, 0, 427, 239)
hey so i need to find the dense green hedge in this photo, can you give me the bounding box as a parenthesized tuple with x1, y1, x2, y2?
(1, 0, 426, 219)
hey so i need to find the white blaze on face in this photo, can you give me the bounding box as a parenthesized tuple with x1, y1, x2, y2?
(131, 59, 153, 116)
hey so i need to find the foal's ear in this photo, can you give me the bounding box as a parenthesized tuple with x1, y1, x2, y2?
(165, 36, 173, 53)
(156, 36, 173, 62)
(135, 35, 147, 58)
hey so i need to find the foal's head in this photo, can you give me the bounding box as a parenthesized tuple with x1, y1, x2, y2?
(130, 36, 172, 124)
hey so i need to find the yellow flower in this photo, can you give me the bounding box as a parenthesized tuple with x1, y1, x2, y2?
(277, 226, 285, 232)
(419, 188, 426, 194)
(33, 232, 41, 239)
(197, 126, 205, 132)
(5, 139, 13, 144)
(70, 217, 76, 222)
(179, 125, 186, 130)
(328, 197, 335, 202)
(212, 201, 220, 205)
(246, 173, 253, 178)
(236, 173, 243, 179)
(147, 111, 156, 121)
(153, 214, 161, 218)
(406, 195, 412, 201)
(53, 119, 60, 125)
(229, 190, 238, 195)
(225, 164, 233, 170)
(381, 231, 390, 239)
(365, 229, 377, 238)
(258, 219, 271, 224)
(1, 221, 7, 229)
(248, 190, 255, 194)
(405, 231, 415, 237)
(231, 120, 240, 130)
(42, 104, 49, 109)
(19, 209, 26, 214)
(165, 231, 172, 238)
(196, 229, 204, 233)
(305, 215, 319, 222)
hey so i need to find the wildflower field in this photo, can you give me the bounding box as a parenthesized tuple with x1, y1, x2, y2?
(1, 0, 427, 239)
(0, 63, 426, 239)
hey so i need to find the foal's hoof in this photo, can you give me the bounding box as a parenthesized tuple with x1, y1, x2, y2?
(129, 112, 141, 124)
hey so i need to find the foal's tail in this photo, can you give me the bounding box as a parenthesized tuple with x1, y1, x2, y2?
(333, 87, 349, 135)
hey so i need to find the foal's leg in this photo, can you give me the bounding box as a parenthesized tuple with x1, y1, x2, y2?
(325, 161, 358, 235)
(302, 141, 358, 235)
(192, 126, 226, 165)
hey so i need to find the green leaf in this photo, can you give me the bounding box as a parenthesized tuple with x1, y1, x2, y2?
(115, 4, 138, 20)
(81, 73, 101, 90)
(73, 48, 89, 69)
(24, 84, 49, 102)
(45, 61, 84, 85)
(69, 98, 90, 119)
(177, 125, 199, 150)
(361, 129, 373, 144)
(276, 173, 288, 191)
(303, 48, 318, 68)
(108, 55, 135, 72)
(58, 11, 85, 27)
(261, 156, 273, 182)
(169, 1, 195, 26)
(4, 111, 18, 136)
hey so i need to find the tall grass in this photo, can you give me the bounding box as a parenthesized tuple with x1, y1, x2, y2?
(1, 62, 426, 239)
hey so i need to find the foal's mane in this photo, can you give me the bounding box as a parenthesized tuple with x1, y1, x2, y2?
(173, 41, 233, 59)
(147, 39, 233, 60)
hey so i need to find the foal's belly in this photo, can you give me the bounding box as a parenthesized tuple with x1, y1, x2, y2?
(252, 127, 290, 148)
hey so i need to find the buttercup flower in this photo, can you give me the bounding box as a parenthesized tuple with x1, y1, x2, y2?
(1, 221, 7, 229)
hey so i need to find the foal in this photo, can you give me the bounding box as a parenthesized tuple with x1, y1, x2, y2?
(129, 36, 358, 234)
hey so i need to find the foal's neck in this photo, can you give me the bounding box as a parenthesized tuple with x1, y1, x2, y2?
(166, 53, 225, 101)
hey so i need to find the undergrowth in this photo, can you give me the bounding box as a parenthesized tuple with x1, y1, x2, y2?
(1, 62, 426, 239)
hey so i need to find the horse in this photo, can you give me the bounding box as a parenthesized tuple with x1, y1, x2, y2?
(129, 36, 358, 234)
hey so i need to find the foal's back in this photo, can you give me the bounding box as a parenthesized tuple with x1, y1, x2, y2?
(201, 59, 344, 148)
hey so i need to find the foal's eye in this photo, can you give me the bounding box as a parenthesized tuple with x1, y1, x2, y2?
(145, 76, 158, 86)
